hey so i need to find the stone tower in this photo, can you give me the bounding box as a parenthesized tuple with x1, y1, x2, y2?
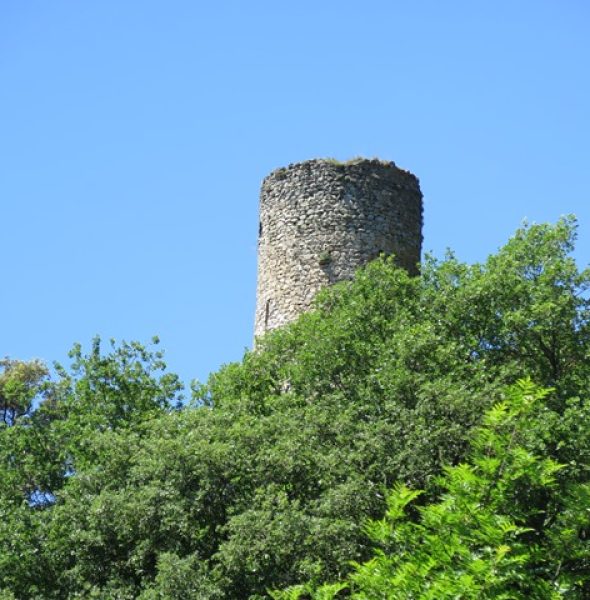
(254, 158, 423, 338)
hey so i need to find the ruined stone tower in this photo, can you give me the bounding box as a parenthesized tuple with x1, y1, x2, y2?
(254, 158, 423, 338)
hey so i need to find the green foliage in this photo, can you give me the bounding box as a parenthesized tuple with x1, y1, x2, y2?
(1, 218, 589, 598)
(0, 358, 48, 426)
(137, 553, 223, 599)
(0, 338, 183, 599)
(276, 381, 589, 598)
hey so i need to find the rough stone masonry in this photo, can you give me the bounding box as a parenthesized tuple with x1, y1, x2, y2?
(254, 158, 423, 338)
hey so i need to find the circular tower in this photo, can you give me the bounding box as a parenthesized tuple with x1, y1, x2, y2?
(254, 158, 423, 338)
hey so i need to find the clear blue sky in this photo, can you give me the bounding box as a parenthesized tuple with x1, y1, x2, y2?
(2, 1, 589, 389)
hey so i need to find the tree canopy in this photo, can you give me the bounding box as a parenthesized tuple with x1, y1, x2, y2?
(1, 218, 589, 598)
(272, 380, 590, 598)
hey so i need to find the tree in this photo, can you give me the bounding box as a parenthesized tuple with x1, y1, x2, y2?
(1, 218, 589, 598)
(273, 381, 590, 598)
(0, 358, 48, 426)
(0, 338, 183, 599)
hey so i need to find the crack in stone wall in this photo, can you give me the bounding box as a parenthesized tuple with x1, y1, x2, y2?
(254, 158, 423, 338)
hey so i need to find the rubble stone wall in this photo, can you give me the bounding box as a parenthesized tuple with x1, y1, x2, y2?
(254, 158, 423, 338)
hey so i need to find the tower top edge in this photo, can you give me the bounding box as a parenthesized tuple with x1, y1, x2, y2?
(263, 157, 420, 186)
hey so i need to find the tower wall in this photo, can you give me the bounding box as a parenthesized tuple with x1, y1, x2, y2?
(254, 158, 423, 338)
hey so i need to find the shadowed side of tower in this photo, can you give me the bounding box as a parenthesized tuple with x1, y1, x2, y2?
(254, 158, 423, 338)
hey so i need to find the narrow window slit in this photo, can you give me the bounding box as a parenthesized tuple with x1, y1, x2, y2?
(264, 299, 271, 329)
